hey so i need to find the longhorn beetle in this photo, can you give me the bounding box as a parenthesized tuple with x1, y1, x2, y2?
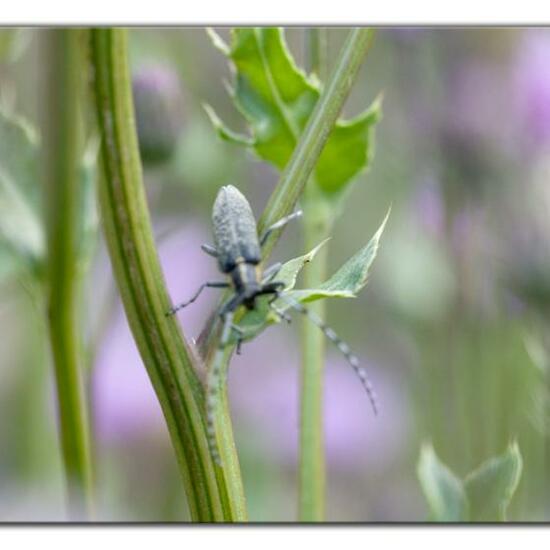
(168, 185, 378, 465)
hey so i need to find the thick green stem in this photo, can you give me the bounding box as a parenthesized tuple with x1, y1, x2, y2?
(43, 29, 94, 518)
(89, 28, 246, 522)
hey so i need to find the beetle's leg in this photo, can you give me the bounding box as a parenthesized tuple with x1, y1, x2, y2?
(270, 303, 292, 323)
(230, 323, 245, 355)
(167, 281, 229, 316)
(218, 292, 244, 317)
(276, 293, 379, 416)
(262, 262, 283, 283)
(261, 281, 285, 294)
(259, 210, 303, 247)
(261, 284, 292, 323)
(201, 244, 218, 257)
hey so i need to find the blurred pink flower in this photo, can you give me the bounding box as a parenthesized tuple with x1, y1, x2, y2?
(229, 327, 409, 470)
(412, 175, 445, 238)
(514, 30, 550, 148)
(445, 60, 504, 143)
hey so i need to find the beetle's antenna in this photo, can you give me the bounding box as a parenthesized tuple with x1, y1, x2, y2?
(275, 294, 379, 415)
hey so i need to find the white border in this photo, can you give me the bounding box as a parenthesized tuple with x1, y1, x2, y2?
(0, 525, 548, 548)
(1, 0, 550, 25)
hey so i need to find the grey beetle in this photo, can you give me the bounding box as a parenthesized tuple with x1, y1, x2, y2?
(169, 185, 377, 466)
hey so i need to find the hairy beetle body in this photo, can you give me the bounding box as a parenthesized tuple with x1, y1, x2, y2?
(212, 185, 261, 273)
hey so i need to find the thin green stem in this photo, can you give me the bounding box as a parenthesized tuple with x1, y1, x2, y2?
(89, 28, 246, 522)
(43, 29, 94, 518)
(306, 27, 329, 80)
(257, 28, 374, 256)
(298, 27, 333, 522)
(299, 204, 331, 521)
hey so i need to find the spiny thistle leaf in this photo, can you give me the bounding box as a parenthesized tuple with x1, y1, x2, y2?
(464, 442, 523, 522)
(232, 213, 388, 342)
(206, 27, 382, 197)
(0, 109, 44, 275)
(417, 443, 469, 522)
(276, 238, 330, 290)
(0, 110, 99, 283)
(318, 208, 389, 295)
(417, 442, 524, 522)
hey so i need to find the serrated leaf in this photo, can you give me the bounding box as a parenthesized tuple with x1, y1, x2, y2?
(207, 27, 381, 196)
(417, 443, 469, 522)
(315, 97, 382, 193)
(284, 288, 354, 303)
(0, 110, 44, 271)
(464, 442, 523, 522)
(231, 214, 387, 343)
(229, 238, 328, 343)
(206, 28, 230, 55)
(276, 238, 330, 290)
(203, 103, 254, 146)
(319, 208, 389, 295)
(0, 111, 97, 283)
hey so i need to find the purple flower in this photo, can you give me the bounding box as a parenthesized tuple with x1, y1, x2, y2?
(133, 64, 185, 165)
(412, 175, 445, 238)
(229, 329, 409, 471)
(442, 56, 518, 159)
(514, 30, 550, 149)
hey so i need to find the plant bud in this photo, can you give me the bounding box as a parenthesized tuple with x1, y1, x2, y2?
(132, 64, 184, 166)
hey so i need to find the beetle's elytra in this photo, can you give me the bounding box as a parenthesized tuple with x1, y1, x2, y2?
(212, 185, 262, 273)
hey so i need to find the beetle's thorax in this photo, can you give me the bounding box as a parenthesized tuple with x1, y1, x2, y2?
(229, 259, 263, 309)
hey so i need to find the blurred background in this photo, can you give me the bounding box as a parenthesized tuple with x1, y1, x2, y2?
(1, 27, 550, 521)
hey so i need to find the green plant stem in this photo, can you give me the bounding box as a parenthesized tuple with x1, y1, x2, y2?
(89, 28, 246, 522)
(257, 28, 374, 257)
(43, 29, 94, 518)
(299, 203, 331, 521)
(298, 27, 333, 522)
(199, 27, 374, 360)
(306, 28, 329, 80)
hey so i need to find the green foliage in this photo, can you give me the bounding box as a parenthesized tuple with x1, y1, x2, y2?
(0, 110, 98, 285)
(205, 27, 381, 199)
(0, 29, 30, 63)
(417, 444, 469, 522)
(464, 442, 523, 522)
(276, 238, 330, 291)
(417, 442, 523, 522)
(76, 141, 99, 272)
(231, 212, 388, 342)
(0, 110, 44, 278)
(315, 209, 389, 295)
